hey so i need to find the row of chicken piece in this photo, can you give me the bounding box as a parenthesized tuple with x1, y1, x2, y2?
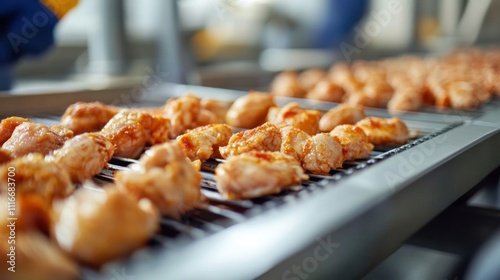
(270, 48, 500, 112)
(0, 111, 207, 278)
(0, 91, 410, 278)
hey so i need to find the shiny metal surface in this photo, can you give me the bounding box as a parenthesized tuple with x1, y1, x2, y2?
(1, 83, 499, 280)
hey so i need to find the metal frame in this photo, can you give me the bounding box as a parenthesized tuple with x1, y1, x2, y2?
(1, 83, 498, 280)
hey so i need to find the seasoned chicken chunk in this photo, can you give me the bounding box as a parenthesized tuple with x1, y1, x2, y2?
(46, 133, 114, 183)
(176, 124, 233, 161)
(0, 232, 79, 280)
(215, 151, 308, 199)
(0, 116, 30, 145)
(163, 94, 218, 137)
(115, 141, 203, 217)
(306, 80, 345, 102)
(330, 125, 374, 160)
(279, 125, 310, 161)
(388, 87, 424, 113)
(2, 122, 70, 158)
(60, 101, 119, 135)
(297, 68, 327, 91)
(271, 103, 321, 135)
(0, 154, 74, 202)
(50, 124, 75, 139)
(301, 133, 343, 175)
(200, 98, 231, 123)
(219, 122, 282, 159)
(100, 110, 171, 158)
(52, 186, 159, 267)
(0, 149, 11, 165)
(270, 71, 306, 98)
(319, 103, 366, 132)
(356, 117, 410, 145)
(225, 91, 275, 128)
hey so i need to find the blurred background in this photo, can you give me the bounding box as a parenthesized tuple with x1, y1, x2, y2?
(11, 0, 500, 92)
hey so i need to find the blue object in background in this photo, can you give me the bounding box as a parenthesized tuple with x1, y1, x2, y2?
(0, 0, 59, 91)
(315, 0, 368, 49)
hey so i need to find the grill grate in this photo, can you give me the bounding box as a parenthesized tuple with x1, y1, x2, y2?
(89, 120, 462, 249)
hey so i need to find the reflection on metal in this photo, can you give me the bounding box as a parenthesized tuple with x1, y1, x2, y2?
(87, 0, 126, 75)
(158, 0, 187, 84)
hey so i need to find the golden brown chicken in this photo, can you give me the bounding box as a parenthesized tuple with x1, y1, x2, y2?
(200, 98, 231, 123)
(387, 86, 424, 113)
(1, 122, 71, 158)
(301, 133, 343, 175)
(330, 125, 374, 160)
(328, 63, 364, 94)
(279, 125, 310, 162)
(225, 91, 275, 128)
(50, 124, 75, 139)
(0, 154, 74, 202)
(215, 151, 308, 199)
(0, 231, 79, 280)
(271, 103, 321, 135)
(0, 149, 11, 165)
(297, 68, 327, 91)
(319, 103, 366, 132)
(0, 116, 30, 146)
(114, 141, 203, 217)
(51, 186, 159, 267)
(356, 117, 410, 145)
(270, 71, 306, 98)
(219, 122, 282, 159)
(305, 80, 345, 102)
(60, 101, 120, 135)
(176, 124, 233, 161)
(163, 94, 218, 137)
(100, 110, 171, 158)
(46, 133, 115, 183)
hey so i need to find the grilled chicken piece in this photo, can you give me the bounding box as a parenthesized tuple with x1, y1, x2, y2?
(301, 133, 343, 175)
(297, 68, 327, 91)
(215, 151, 308, 199)
(0, 154, 74, 202)
(2, 122, 72, 158)
(388, 86, 424, 113)
(330, 125, 374, 160)
(115, 141, 203, 217)
(356, 117, 410, 145)
(100, 110, 171, 158)
(305, 80, 345, 102)
(225, 91, 275, 129)
(0, 232, 79, 280)
(46, 133, 114, 183)
(0, 116, 30, 146)
(319, 104, 366, 132)
(271, 103, 321, 135)
(219, 122, 282, 159)
(176, 124, 233, 161)
(52, 186, 159, 267)
(279, 125, 310, 161)
(0, 192, 52, 236)
(0, 149, 11, 165)
(60, 101, 120, 135)
(270, 71, 306, 98)
(200, 98, 231, 123)
(163, 94, 218, 137)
